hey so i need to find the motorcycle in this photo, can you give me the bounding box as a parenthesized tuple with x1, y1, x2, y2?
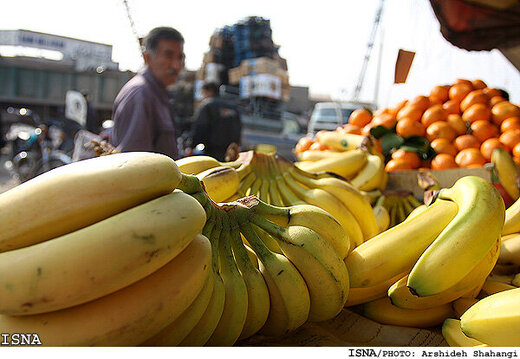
(3, 108, 72, 182)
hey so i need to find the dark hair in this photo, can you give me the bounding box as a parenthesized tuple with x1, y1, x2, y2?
(202, 82, 219, 94)
(144, 27, 184, 53)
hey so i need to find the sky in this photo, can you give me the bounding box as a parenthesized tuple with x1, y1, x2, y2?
(1, 0, 520, 107)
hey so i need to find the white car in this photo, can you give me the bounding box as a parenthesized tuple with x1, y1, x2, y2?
(307, 101, 376, 135)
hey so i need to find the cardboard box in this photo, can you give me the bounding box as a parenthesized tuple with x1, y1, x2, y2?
(202, 51, 216, 64)
(228, 66, 242, 85)
(241, 57, 280, 76)
(386, 167, 491, 200)
(204, 63, 225, 84)
(250, 73, 282, 99)
(239, 76, 252, 99)
(209, 34, 224, 49)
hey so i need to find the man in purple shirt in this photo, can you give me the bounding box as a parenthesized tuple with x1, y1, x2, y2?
(112, 27, 185, 159)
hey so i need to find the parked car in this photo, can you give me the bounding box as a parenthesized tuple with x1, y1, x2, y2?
(307, 101, 376, 135)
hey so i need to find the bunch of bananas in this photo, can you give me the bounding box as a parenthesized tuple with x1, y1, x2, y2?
(343, 176, 505, 332)
(0, 152, 212, 346)
(294, 133, 387, 192)
(177, 152, 380, 250)
(146, 174, 351, 346)
(374, 191, 424, 229)
(490, 148, 520, 207)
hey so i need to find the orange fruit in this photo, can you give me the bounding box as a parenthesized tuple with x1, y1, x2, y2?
(470, 120, 499, 142)
(446, 114, 468, 135)
(294, 137, 314, 153)
(389, 99, 408, 117)
(442, 100, 461, 116)
(430, 85, 450, 104)
(361, 123, 375, 137)
(385, 159, 414, 172)
(460, 90, 489, 113)
(396, 118, 426, 138)
(513, 142, 520, 158)
(421, 104, 447, 127)
(340, 123, 362, 135)
(514, 157, 520, 167)
(391, 149, 421, 169)
(455, 148, 486, 168)
(371, 113, 397, 129)
(501, 117, 520, 133)
(499, 129, 520, 150)
(426, 121, 457, 142)
(492, 101, 520, 126)
(431, 153, 458, 170)
(471, 79, 487, 90)
(483, 87, 503, 99)
(430, 138, 457, 156)
(454, 134, 481, 151)
(449, 83, 473, 103)
(489, 96, 506, 107)
(409, 95, 431, 112)
(480, 138, 508, 161)
(462, 103, 491, 123)
(349, 108, 373, 127)
(453, 78, 474, 88)
(397, 105, 423, 122)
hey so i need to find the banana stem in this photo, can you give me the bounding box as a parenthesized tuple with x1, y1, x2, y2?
(249, 213, 285, 240)
(178, 174, 204, 194)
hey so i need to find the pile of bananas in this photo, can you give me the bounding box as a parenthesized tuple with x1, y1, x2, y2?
(0, 152, 211, 345)
(373, 191, 424, 229)
(489, 147, 520, 207)
(343, 176, 508, 343)
(178, 151, 380, 250)
(147, 175, 352, 345)
(294, 133, 387, 192)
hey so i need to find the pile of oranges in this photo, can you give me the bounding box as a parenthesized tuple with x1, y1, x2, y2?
(341, 78, 520, 171)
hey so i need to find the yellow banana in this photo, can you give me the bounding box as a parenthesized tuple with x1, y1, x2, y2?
(197, 166, 240, 203)
(349, 153, 385, 192)
(141, 267, 215, 346)
(0, 233, 211, 346)
(461, 287, 520, 346)
(373, 196, 390, 233)
(408, 176, 505, 297)
(250, 215, 350, 322)
(237, 171, 257, 196)
(239, 221, 310, 337)
(251, 199, 350, 259)
(502, 197, 520, 235)
(452, 297, 479, 318)
(267, 179, 284, 206)
(228, 216, 270, 340)
(491, 148, 520, 201)
(289, 167, 379, 241)
(344, 271, 408, 307)
(404, 204, 428, 222)
(0, 191, 206, 315)
(0, 152, 181, 252)
(294, 149, 368, 179)
(179, 216, 226, 347)
(283, 172, 364, 248)
(205, 211, 248, 346)
(345, 198, 458, 288)
(513, 273, 520, 286)
(479, 279, 517, 297)
(498, 232, 520, 267)
(315, 131, 368, 151)
(442, 319, 486, 347)
(258, 178, 270, 203)
(363, 297, 453, 329)
(388, 238, 500, 310)
(297, 150, 346, 162)
(395, 197, 407, 225)
(176, 155, 222, 174)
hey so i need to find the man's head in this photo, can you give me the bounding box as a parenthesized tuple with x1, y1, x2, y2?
(143, 27, 185, 88)
(201, 82, 219, 99)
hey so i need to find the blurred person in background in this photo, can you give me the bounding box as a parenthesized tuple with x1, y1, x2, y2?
(186, 82, 242, 161)
(111, 26, 185, 159)
(81, 90, 100, 134)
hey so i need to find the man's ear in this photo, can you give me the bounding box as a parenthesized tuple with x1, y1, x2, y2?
(142, 51, 151, 65)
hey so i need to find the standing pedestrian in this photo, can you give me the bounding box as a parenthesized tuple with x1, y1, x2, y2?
(111, 26, 185, 159)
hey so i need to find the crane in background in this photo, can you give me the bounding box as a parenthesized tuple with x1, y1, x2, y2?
(351, 0, 385, 103)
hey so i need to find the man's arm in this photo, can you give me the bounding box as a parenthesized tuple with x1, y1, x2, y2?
(112, 91, 154, 152)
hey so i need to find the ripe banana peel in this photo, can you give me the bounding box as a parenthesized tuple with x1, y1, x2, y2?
(491, 148, 520, 201)
(0, 152, 182, 252)
(315, 132, 368, 151)
(407, 176, 505, 297)
(176, 155, 222, 175)
(350, 153, 385, 192)
(461, 287, 520, 346)
(442, 318, 486, 347)
(345, 198, 458, 288)
(502, 198, 520, 235)
(294, 149, 368, 179)
(197, 166, 240, 203)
